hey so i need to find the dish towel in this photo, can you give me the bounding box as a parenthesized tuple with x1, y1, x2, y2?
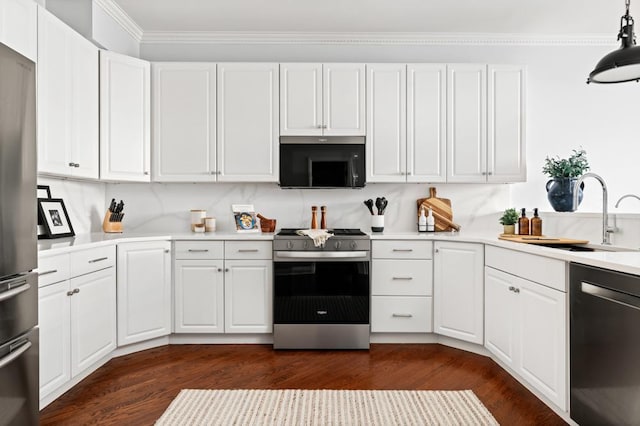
(296, 229, 333, 247)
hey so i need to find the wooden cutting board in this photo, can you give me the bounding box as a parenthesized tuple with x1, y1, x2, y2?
(417, 187, 461, 231)
(498, 234, 589, 245)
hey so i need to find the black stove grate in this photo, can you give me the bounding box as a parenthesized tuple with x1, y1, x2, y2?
(276, 228, 366, 236)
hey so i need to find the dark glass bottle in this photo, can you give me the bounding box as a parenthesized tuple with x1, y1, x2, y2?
(531, 208, 543, 236)
(518, 208, 530, 235)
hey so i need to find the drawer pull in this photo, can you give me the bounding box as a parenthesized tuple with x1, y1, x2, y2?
(392, 277, 413, 281)
(38, 269, 58, 277)
(508, 286, 521, 294)
(88, 257, 108, 264)
(0, 283, 30, 303)
(188, 249, 209, 253)
(392, 313, 413, 318)
(392, 249, 413, 252)
(238, 249, 259, 253)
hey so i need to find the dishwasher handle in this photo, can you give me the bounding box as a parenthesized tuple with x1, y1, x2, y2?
(581, 281, 640, 311)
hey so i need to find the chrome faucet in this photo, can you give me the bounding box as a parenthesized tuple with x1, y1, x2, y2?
(573, 172, 614, 245)
(615, 194, 640, 208)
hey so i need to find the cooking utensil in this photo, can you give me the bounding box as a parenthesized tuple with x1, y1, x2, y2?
(364, 199, 374, 215)
(375, 197, 383, 215)
(416, 187, 460, 232)
(379, 197, 388, 215)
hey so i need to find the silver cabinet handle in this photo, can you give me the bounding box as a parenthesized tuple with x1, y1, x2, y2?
(164, 249, 170, 253)
(0, 340, 32, 369)
(317, 310, 328, 315)
(238, 249, 259, 253)
(435, 248, 439, 253)
(487, 171, 493, 176)
(69, 162, 75, 167)
(88, 257, 108, 264)
(508, 286, 520, 293)
(75, 163, 80, 168)
(38, 270, 58, 276)
(0, 283, 30, 303)
(392, 313, 413, 318)
(224, 268, 229, 272)
(188, 249, 209, 253)
(74, 288, 80, 294)
(67, 290, 74, 296)
(514, 288, 520, 293)
(210, 171, 216, 175)
(392, 249, 413, 252)
(508, 286, 515, 291)
(217, 268, 222, 272)
(392, 277, 413, 281)
(316, 125, 323, 129)
(144, 171, 149, 175)
(321, 125, 328, 129)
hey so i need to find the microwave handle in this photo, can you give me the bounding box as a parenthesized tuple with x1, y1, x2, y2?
(351, 156, 358, 187)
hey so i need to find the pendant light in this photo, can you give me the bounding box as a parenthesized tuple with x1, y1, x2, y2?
(588, 0, 640, 83)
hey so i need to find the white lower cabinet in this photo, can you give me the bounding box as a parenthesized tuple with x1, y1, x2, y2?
(484, 265, 567, 410)
(38, 249, 116, 405)
(173, 240, 273, 334)
(433, 241, 484, 344)
(371, 240, 433, 333)
(117, 241, 171, 345)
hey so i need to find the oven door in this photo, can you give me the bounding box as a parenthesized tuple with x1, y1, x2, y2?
(274, 258, 369, 325)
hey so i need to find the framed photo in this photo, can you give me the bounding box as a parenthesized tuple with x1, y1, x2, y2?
(37, 185, 52, 239)
(232, 204, 259, 233)
(38, 198, 75, 239)
(37, 185, 51, 199)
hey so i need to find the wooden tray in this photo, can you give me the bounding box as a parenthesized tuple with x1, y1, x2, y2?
(498, 234, 588, 245)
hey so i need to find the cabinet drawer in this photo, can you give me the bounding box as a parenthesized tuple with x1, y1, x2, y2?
(372, 260, 432, 296)
(371, 296, 433, 333)
(225, 241, 272, 260)
(372, 241, 432, 259)
(174, 241, 224, 259)
(485, 245, 566, 292)
(70, 245, 116, 277)
(38, 253, 70, 287)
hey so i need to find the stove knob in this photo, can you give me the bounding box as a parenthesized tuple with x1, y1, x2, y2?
(287, 241, 293, 249)
(334, 241, 342, 249)
(350, 241, 358, 250)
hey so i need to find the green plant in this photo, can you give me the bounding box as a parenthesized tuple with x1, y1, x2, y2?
(542, 148, 590, 178)
(499, 208, 519, 225)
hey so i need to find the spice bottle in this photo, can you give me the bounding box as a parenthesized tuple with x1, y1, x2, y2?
(320, 206, 327, 229)
(518, 208, 530, 235)
(311, 206, 318, 229)
(531, 208, 542, 236)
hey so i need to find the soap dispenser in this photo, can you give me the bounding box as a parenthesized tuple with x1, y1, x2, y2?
(518, 208, 530, 235)
(427, 207, 435, 232)
(531, 208, 542, 236)
(418, 207, 427, 232)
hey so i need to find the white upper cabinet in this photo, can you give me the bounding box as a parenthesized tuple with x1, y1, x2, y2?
(152, 63, 216, 182)
(447, 63, 487, 183)
(407, 64, 447, 183)
(366, 63, 407, 183)
(487, 65, 526, 183)
(217, 63, 279, 182)
(447, 63, 526, 183)
(37, 7, 99, 179)
(0, 0, 36, 61)
(280, 63, 364, 136)
(100, 50, 151, 182)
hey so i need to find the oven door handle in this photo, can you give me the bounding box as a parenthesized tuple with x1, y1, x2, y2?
(275, 251, 369, 259)
(0, 340, 32, 369)
(581, 282, 640, 311)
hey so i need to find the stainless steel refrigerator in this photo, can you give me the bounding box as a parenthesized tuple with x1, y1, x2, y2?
(0, 42, 39, 425)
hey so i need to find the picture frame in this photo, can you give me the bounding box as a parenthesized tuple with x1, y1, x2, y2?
(37, 185, 51, 199)
(37, 185, 52, 239)
(231, 204, 260, 233)
(38, 198, 75, 239)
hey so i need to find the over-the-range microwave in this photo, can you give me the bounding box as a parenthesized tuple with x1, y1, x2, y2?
(279, 136, 365, 188)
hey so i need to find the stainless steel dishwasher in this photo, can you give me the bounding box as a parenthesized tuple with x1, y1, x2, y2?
(570, 263, 640, 426)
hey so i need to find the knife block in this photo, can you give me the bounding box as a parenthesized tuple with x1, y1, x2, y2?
(102, 210, 123, 233)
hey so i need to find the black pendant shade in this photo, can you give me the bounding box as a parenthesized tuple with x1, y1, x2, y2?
(588, 1, 640, 84)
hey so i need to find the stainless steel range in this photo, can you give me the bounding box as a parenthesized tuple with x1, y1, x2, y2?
(273, 229, 370, 349)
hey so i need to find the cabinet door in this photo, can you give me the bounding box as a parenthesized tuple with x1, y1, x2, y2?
(117, 241, 171, 346)
(0, 0, 37, 61)
(279, 63, 322, 136)
(366, 64, 407, 183)
(487, 65, 526, 183)
(484, 267, 517, 368)
(174, 260, 224, 333)
(224, 259, 272, 333)
(217, 63, 279, 182)
(69, 267, 116, 377)
(100, 50, 151, 182)
(446, 64, 487, 183)
(517, 277, 567, 410)
(37, 8, 72, 176)
(323, 63, 365, 136)
(433, 241, 484, 343)
(69, 33, 99, 179)
(38, 280, 71, 401)
(152, 63, 217, 182)
(407, 64, 447, 183)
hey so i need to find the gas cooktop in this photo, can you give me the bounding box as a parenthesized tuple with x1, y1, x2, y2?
(276, 228, 367, 237)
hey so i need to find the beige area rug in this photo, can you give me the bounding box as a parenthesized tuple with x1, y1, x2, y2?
(155, 389, 499, 425)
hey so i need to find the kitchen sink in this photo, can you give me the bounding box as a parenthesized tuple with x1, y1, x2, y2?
(535, 243, 638, 252)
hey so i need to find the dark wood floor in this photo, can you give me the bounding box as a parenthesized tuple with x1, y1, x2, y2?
(40, 344, 566, 425)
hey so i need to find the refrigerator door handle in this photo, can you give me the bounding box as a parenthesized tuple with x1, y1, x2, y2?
(0, 283, 30, 303)
(0, 340, 32, 369)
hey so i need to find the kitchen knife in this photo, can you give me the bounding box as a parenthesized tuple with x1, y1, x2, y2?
(115, 200, 124, 214)
(109, 198, 116, 212)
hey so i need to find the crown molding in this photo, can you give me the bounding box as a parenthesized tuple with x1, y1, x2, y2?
(140, 31, 617, 46)
(93, 0, 143, 42)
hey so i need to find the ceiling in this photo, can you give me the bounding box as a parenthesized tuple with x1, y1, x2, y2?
(112, 0, 624, 36)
